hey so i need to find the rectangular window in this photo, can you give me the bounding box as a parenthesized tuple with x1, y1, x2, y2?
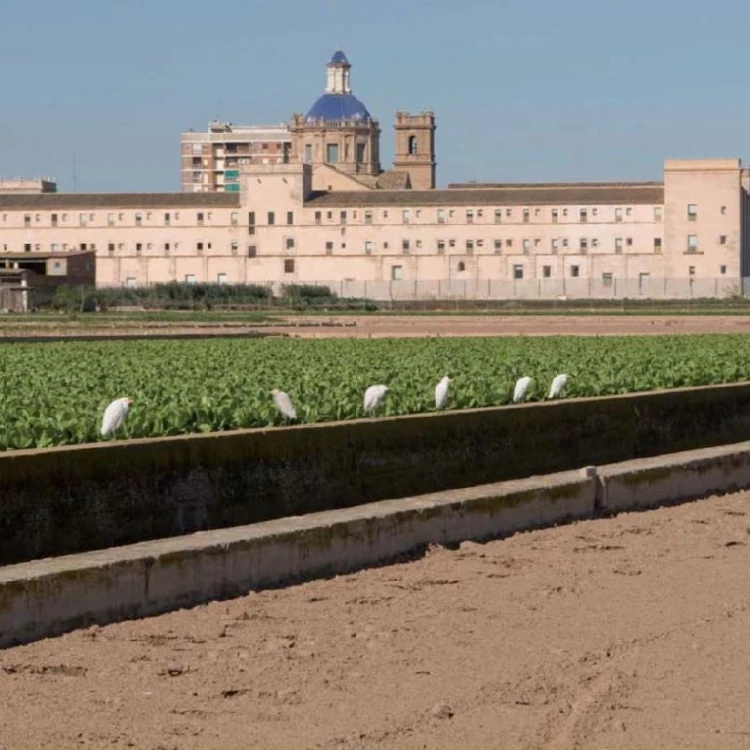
(217, 273, 228, 285)
(314, 211, 322, 225)
(687, 234, 698, 252)
(505, 239, 513, 248)
(689, 265, 696, 276)
(402, 209, 411, 224)
(513, 265, 524, 280)
(654, 237, 663, 251)
(615, 238, 623, 253)
(551, 238, 559, 251)
(107, 243, 114, 253)
(654, 206, 663, 222)
(185, 274, 196, 284)
(720, 235, 727, 245)
(402, 239, 410, 252)
(364, 210, 373, 224)
(196, 212, 204, 226)
(104, 212, 113, 226)
(466, 210, 474, 224)
(687, 204, 698, 221)
(626, 237, 633, 246)
(248, 245, 257, 257)
(196, 242, 203, 253)
(248, 211, 255, 226)
(340, 211, 347, 224)
(437, 209, 446, 224)
(494, 239, 502, 252)
(286, 238, 295, 250)
(23, 242, 31, 252)
(50, 213, 58, 227)
(523, 209, 530, 223)
(79, 213, 88, 226)
(164, 243, 170, 253)
(466, 239, 474, 253)
(164, 212, 171, 226)
(615, 207, 623, 222)
(326, 143, 339, 163)
(325, 241, 334, 252)
(551, 209, 559, 223)
(365, 241, 374, 254)
(721, 265, 727, 275)
(23, 214, 31, 227)
(303, 144, 313, 163)
(570, 265, 580, 277)
(522, 238, 531, 252)
(267, 211, 275, 225)
(602, 272, 613, 288)
(286, 211, 293, 225)
(356, 143, 366, 163)
(391, 265, 403, 281)
(721, 205, 727, 215)
(542, 265, 551, 278)
(580, 238, 588, 251)
(437, 239, 446, 253)
(284, 258, 295, 273)
(579, 208, 588, 223)
(230, 212, 238, 226)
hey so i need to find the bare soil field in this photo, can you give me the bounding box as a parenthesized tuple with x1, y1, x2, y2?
(3, 491, 750, 749)
(3, 313, 750, 340)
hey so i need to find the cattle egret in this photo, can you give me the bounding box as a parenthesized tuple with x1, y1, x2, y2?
(513, 376, 532, 403)
(548, 373, 568, 399)
(435, 375, 451, 410)
(100, 397, 132, 437)
(271, 389, 297, 420)
(364, 384, 389, 414)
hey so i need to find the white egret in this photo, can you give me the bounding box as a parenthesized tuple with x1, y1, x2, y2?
(364, 384, 389, 415)
(100, 397, 132, 437)
(435, 375, 451, 410)
(271, 389, 297, 420)
(513, 376, 532, 403)
(548, 373, 568, 399)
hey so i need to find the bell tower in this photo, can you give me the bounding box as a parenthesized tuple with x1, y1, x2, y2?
(393, 111, 436, 190)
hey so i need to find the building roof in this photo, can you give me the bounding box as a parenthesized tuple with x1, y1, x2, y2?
(329, 50, 350, 65)
(304, 183, 665, 208)
(0, 193, 240, 209)
(305, 93, 372, 124)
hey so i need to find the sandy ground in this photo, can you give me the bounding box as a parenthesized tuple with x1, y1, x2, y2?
(3, 313, 750, 340)
(3, 492, 750, 749)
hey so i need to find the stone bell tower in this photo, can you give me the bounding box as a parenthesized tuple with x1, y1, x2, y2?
(392, 111, 437, 189)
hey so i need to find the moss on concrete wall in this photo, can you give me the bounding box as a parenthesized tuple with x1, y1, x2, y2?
(3, 382, 750, 566)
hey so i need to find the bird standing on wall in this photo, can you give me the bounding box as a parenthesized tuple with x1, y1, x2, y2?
(364, 384, 389, 415)
(435, 375, 451, 410)
(548, 374, 568, 399)
(100, 397, 132, 437)
(271, 389, 297, 421)
(513, 376, 532, 403)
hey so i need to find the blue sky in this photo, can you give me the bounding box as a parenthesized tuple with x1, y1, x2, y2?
(1, 0, 748, 192)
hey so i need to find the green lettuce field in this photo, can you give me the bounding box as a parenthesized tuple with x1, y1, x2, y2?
(3, 335, 750, 451)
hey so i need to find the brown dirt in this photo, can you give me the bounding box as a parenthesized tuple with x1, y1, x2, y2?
(3, 491, 750, 749)
(4, 314, 750, 340)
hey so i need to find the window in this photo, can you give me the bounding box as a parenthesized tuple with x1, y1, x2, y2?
(314, 211, 322, 225)
(164, 243, 170, 253)
(689, 265, 696, 276)
(391, 265, 403, 281)
(248, 211, 255, 226)
(687, 234, 698, 253)
(721, 265, 728, 275)
(185, 274, 196, 285)
(654, 237, 663, 251)
(513, 265, 524, 280)
(125, 277, 138, 288)
(79, 213, 88, 226)
(197, 212, 206, 226)
(602, 273, 613, 288)
(328, 211, 334, 220)
(542, 265, 552, 278)
(437, 239, 446, 253)
(551, 238, 559, 251)
(304, 144, 312, 163)
(408, 135, 418, 155)
(580, 208, 588, 223)
(720, 235, 727, 245)
(326, 143, 339, 163)
(494, 209, 502, 224)
(356, 143, 366, 163)
(437, 209, 446, 224)
(340, 211, 347, 225)
(51, 213, 58, 227)
(248, 245, 257, 257)
(402, 239, 410, 252)
(104, 212, 113, 226)
(285, 238, 295, 250)
(364, 210, 373, 224)
(494, 239, 502, 252)
(402, 209, 411, 224)
(416, 239, 423, 249)
(570, 265, 580, 277)
(466, 210, 474, 224)
(24, 214, 32, 227)
(23, 242, 31, 252)
(135, 243, 143, 256)
(522, 239, 531, 253)
(284, 259, 295, 273)
(286, 211, 294, 225)
(523, 209, 530, 223)
(721, 205, 727, 215)
(615, 238, 623, 253)
(591, 238, 599, 248)
(551, 209, 559, 223)
(466, 240, 474, 253)
(217, 273, 228, 285)
(231, 212, 238, 226)
(365, 241, 374, 254)
(687, 204, 698, 221)
(449, 239, 456, 248)
(457, 261, 466, 272)
(267, 212, 275, 225)
(107, 243, 115, 253)
(654, 206, 663, 222)
(626, 237, 633, 247)
(615, 207, 623, 223)
(506, 239, 513, 248)
(580, 238, 588, 251)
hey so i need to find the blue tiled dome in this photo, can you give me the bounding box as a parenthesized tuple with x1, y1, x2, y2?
(330, 50, 349, 65)
(304, 93, 371, 123)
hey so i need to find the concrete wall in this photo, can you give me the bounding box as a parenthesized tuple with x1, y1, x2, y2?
(5, 382, 750, 566)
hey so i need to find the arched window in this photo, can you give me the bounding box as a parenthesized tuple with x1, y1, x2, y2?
(408, 135, 418, 155)
(457, 261, 466, 272)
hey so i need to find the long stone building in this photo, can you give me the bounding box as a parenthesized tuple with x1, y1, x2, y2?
(1, 51, 748, 300)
